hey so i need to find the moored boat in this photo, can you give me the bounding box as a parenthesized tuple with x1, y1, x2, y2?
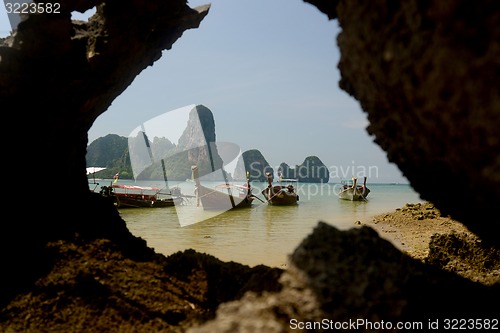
(192, 166, 256, 210)
(99, 183, 183, 208)
(262, 172, 299, 205)
(338, 177, 370, 201)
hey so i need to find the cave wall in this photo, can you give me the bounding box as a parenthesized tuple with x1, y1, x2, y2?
(0, 0, 499, 328)
(306, 0, 500, 244)
(0, 0, 209, 304)
(3, 0, 498, 244)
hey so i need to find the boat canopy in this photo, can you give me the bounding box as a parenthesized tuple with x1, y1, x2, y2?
(86, 167, 106, 175)
(215, 184, 250, 189)
(112, 184, 160, 191)
(279, 178, 298, 182)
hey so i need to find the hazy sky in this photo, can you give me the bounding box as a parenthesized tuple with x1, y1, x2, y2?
(1, 0, 408, 183)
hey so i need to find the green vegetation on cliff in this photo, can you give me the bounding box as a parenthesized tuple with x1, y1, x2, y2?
(279, 156, 329, 183)
(234, 149, 274, 181)
(86, 134, 133, 179)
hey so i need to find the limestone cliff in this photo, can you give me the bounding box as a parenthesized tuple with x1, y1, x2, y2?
(0, 0, 210, 305)
(279, 156, 330, 183)
(177, 105, 224, 177)
(134, 105, 226, 180)
(307, 0, 500, 243)
(2, 1, 500, 331)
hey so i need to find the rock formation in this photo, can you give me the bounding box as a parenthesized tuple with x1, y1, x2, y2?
(189, 223, 499, 332)
(233, 149, 274, 181)
(86, 134, 132, 178)
(134, 105, 226, 180)
(176, 105, 225, 178)
(307, 0, 500, 244)
(278, 156, 329, 183)
(0, 0, 210, 305)
(2, 0, 500, 331)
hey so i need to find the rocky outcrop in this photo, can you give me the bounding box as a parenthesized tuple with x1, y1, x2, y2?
(0, 240, 283, 332)
(135, 105, 226, 180)
(278, 156, 329, 183)
(233, 149, 274, 181)
(308, 0, 500, 244)
(189, 223, 499, 332)
(2, 0, 500, 331)
(176, 105, 225, 178)
(0, 0, 209, 305)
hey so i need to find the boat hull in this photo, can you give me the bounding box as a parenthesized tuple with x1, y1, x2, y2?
(338, 187, 370, 201)
(262, 186, 298, 205)
(115, 194, 183, 208)
(196, 184, 253, 210)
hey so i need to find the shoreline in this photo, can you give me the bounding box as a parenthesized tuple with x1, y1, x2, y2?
(1, 202, 498, 332)
(363, 202, 499, 285)
(364, 202, 469, 260)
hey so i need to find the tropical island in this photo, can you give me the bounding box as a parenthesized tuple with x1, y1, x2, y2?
(87, 121, 330, 183)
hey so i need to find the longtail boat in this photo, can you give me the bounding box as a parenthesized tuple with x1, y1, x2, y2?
(338, 177, 370, 201)
(261, 172, 299, 205)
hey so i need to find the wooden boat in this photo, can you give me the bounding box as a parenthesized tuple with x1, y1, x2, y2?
(191, 166, 255, 210)
(99, 183, 183, 208)
(338, 177, 370, 201)
(262, 172, 299, 205)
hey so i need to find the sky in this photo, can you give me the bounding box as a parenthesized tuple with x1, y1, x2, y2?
(1, 0, 408, 183)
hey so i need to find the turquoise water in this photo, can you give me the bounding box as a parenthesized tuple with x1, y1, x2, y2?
(90, 180, 423, 267)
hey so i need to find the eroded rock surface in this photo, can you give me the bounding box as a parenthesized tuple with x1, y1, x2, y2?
(1, 1, 500, 332)
(308, 0, 500, 244)
(0, 240, 282, 332)
(0, 0, 209, 305)
(189, 223, 500, 332)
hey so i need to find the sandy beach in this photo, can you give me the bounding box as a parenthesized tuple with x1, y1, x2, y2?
(366, 202, 500, 286)
(1, 202, 498, 332)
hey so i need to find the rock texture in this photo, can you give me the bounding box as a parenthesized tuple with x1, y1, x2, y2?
(177, 105, 225, 177)
(2, 0, 500, 332)
(189, 223, 500, 332)
(0, 240, 283, 333)
(0, 0, 209, 305)
(234, 149, 274, 181)
(308, 0, 500, 244)
(279, 156, 330, 183)
(133, 105, 227, 180)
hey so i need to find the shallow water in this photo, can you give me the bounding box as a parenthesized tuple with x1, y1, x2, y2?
(92, 180, 423, 267)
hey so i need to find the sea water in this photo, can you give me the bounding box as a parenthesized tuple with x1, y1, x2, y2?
(90, 180, 423, 267)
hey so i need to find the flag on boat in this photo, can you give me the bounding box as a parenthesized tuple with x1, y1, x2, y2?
(113, 172, 120, 183)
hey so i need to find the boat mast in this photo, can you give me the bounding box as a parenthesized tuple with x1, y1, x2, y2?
(192, 165, 201, 207)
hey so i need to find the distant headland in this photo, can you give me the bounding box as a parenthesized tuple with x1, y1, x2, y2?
(86, 105, 330, 183)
